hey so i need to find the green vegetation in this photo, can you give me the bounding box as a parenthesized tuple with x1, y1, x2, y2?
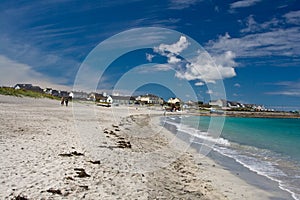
(0, 87, 59, 100)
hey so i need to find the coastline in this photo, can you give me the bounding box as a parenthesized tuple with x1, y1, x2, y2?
(186, 110, 300, 119)
(0, 95, 294, 199)
(161, 117, 294, 200)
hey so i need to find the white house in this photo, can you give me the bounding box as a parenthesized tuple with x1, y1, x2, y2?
(136, 94, 164, 105)
(167, 97, 181, 105)
(69, 91, 88, 99)
(209, 99, 227, 108)
(99, 95, 113, 104)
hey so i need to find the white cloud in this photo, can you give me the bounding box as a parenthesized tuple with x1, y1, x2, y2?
(265, 80, 300, 97)
(0, 55, 70, 90)
(240, 15, 259, 33)
(266, 91, 300, 96)
(215, 12, 300, 63)
(206, 89, 213, 94)
(214, 6, 219, 12)
(134, 64, 173, 74)
(168, 0, 201, 10)
(234, 83, 241, 87)
(206, 27, 300, 58)
(146, 53, 155, 62)
(195, 82, 205, 86)
(230, 0, 262, 9)
(240, 15, 281, 33)
(175, 50, 237, 83)
(154, 35, 190, 64)
(154, 35, 190, 55)
(155, 36, 237, 83)
(284, 10, 300, 25)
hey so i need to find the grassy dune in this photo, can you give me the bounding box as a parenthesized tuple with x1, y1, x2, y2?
(0, 87, 59, 100)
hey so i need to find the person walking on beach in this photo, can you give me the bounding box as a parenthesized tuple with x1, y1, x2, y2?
(64, 97, 69, 107)
(61, 97, 64, 106)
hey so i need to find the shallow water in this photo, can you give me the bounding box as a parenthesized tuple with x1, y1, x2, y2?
(164, 116, 300, 200)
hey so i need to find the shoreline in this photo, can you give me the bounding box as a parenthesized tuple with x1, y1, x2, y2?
(161, 115, 295, 200)
(0, 95, 295, 199)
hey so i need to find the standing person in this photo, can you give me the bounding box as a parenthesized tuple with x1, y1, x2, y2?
(61, 97, 64, 106)
(64, 97, 69, 107)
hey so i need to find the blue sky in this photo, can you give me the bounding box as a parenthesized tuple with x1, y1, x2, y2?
(0, 0, 299, 110)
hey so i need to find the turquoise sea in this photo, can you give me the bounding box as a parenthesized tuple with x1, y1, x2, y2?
(164, 116, 300, 200)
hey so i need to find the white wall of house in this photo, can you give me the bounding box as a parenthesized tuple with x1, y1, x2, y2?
(168, 98, 181, 104)
(209, 99, 224, 107)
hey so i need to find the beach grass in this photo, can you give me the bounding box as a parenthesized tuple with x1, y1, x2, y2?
(0, 87, 59, 100)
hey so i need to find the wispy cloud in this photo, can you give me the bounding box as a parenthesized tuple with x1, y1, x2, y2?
(284, 10, 300, 25)
(234, 83, 241, 87)
(206, 27, 300, 59)
(134, 64, 174, 74)
(206, 89, 213, 94)
(146, 53, 155, 62)
(266, 91, 300, 96)
(0, 55, 70, 90)
(265, 80, 300, 97)
(240, 15, 281, 33)
(195, 82, 205, 86)
(168, 0, 202, 10)
(230, 0, 262, 10)
(206, 10, 300, 67)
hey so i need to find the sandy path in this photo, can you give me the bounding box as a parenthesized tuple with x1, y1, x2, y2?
(0, 95, 282, 199)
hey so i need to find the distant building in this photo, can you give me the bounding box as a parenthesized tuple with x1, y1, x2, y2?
(111, 95, 136, 105)
(69, 91, 88, 99)
(14, 84, 32, 90)
(14, 84, 43, 93)
(166, 97, 182, 111)
(44, 88, 53, 94)
(183, 100, 198, 109)
(43, 87, 69, 97)
(98, 95, 113, 104)
(88, 92, 102, 101)
(89, 92, 113, 104)
(167, 97, 181, 105)
(58, 91, 69, 98)
(227, 101, 244, 108)
(51, 90, 59, 97)
(209, 99, 227, 108)
(136, 94, 164, 105)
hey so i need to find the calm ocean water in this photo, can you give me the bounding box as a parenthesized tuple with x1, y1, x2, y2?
(164, 116, 300, 200)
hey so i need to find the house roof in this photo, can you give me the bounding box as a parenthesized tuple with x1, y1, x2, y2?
(14, 84, 33, 89)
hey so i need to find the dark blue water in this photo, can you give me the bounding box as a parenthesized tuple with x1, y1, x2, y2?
(165, 116, 300, 200)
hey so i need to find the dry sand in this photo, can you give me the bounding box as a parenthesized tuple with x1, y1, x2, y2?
(0, 95, 286, 199)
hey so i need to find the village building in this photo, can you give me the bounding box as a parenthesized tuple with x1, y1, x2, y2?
(227, 101, 245, 108)
(111, 95, 136, 105)
(43, 88, 53, 94)
(167, 97, 181, 105)
(136, 94, 164, 105)
(69, 91, 88, 99)
(98, 95, 113, 104)
(209, 99, 227, 108)
(182, 100, 198, 109)
(58, 91, 69, 98)
(88, 92, 103, 101)
(14, 84, 43, 93)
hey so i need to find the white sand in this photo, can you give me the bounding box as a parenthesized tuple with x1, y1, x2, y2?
(0, 95, 281, 199)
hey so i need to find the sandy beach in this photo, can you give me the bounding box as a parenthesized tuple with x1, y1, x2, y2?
(0, 95, 292, 199)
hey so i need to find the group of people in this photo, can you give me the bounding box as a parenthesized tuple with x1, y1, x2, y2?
(61, 96, 70, 106)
